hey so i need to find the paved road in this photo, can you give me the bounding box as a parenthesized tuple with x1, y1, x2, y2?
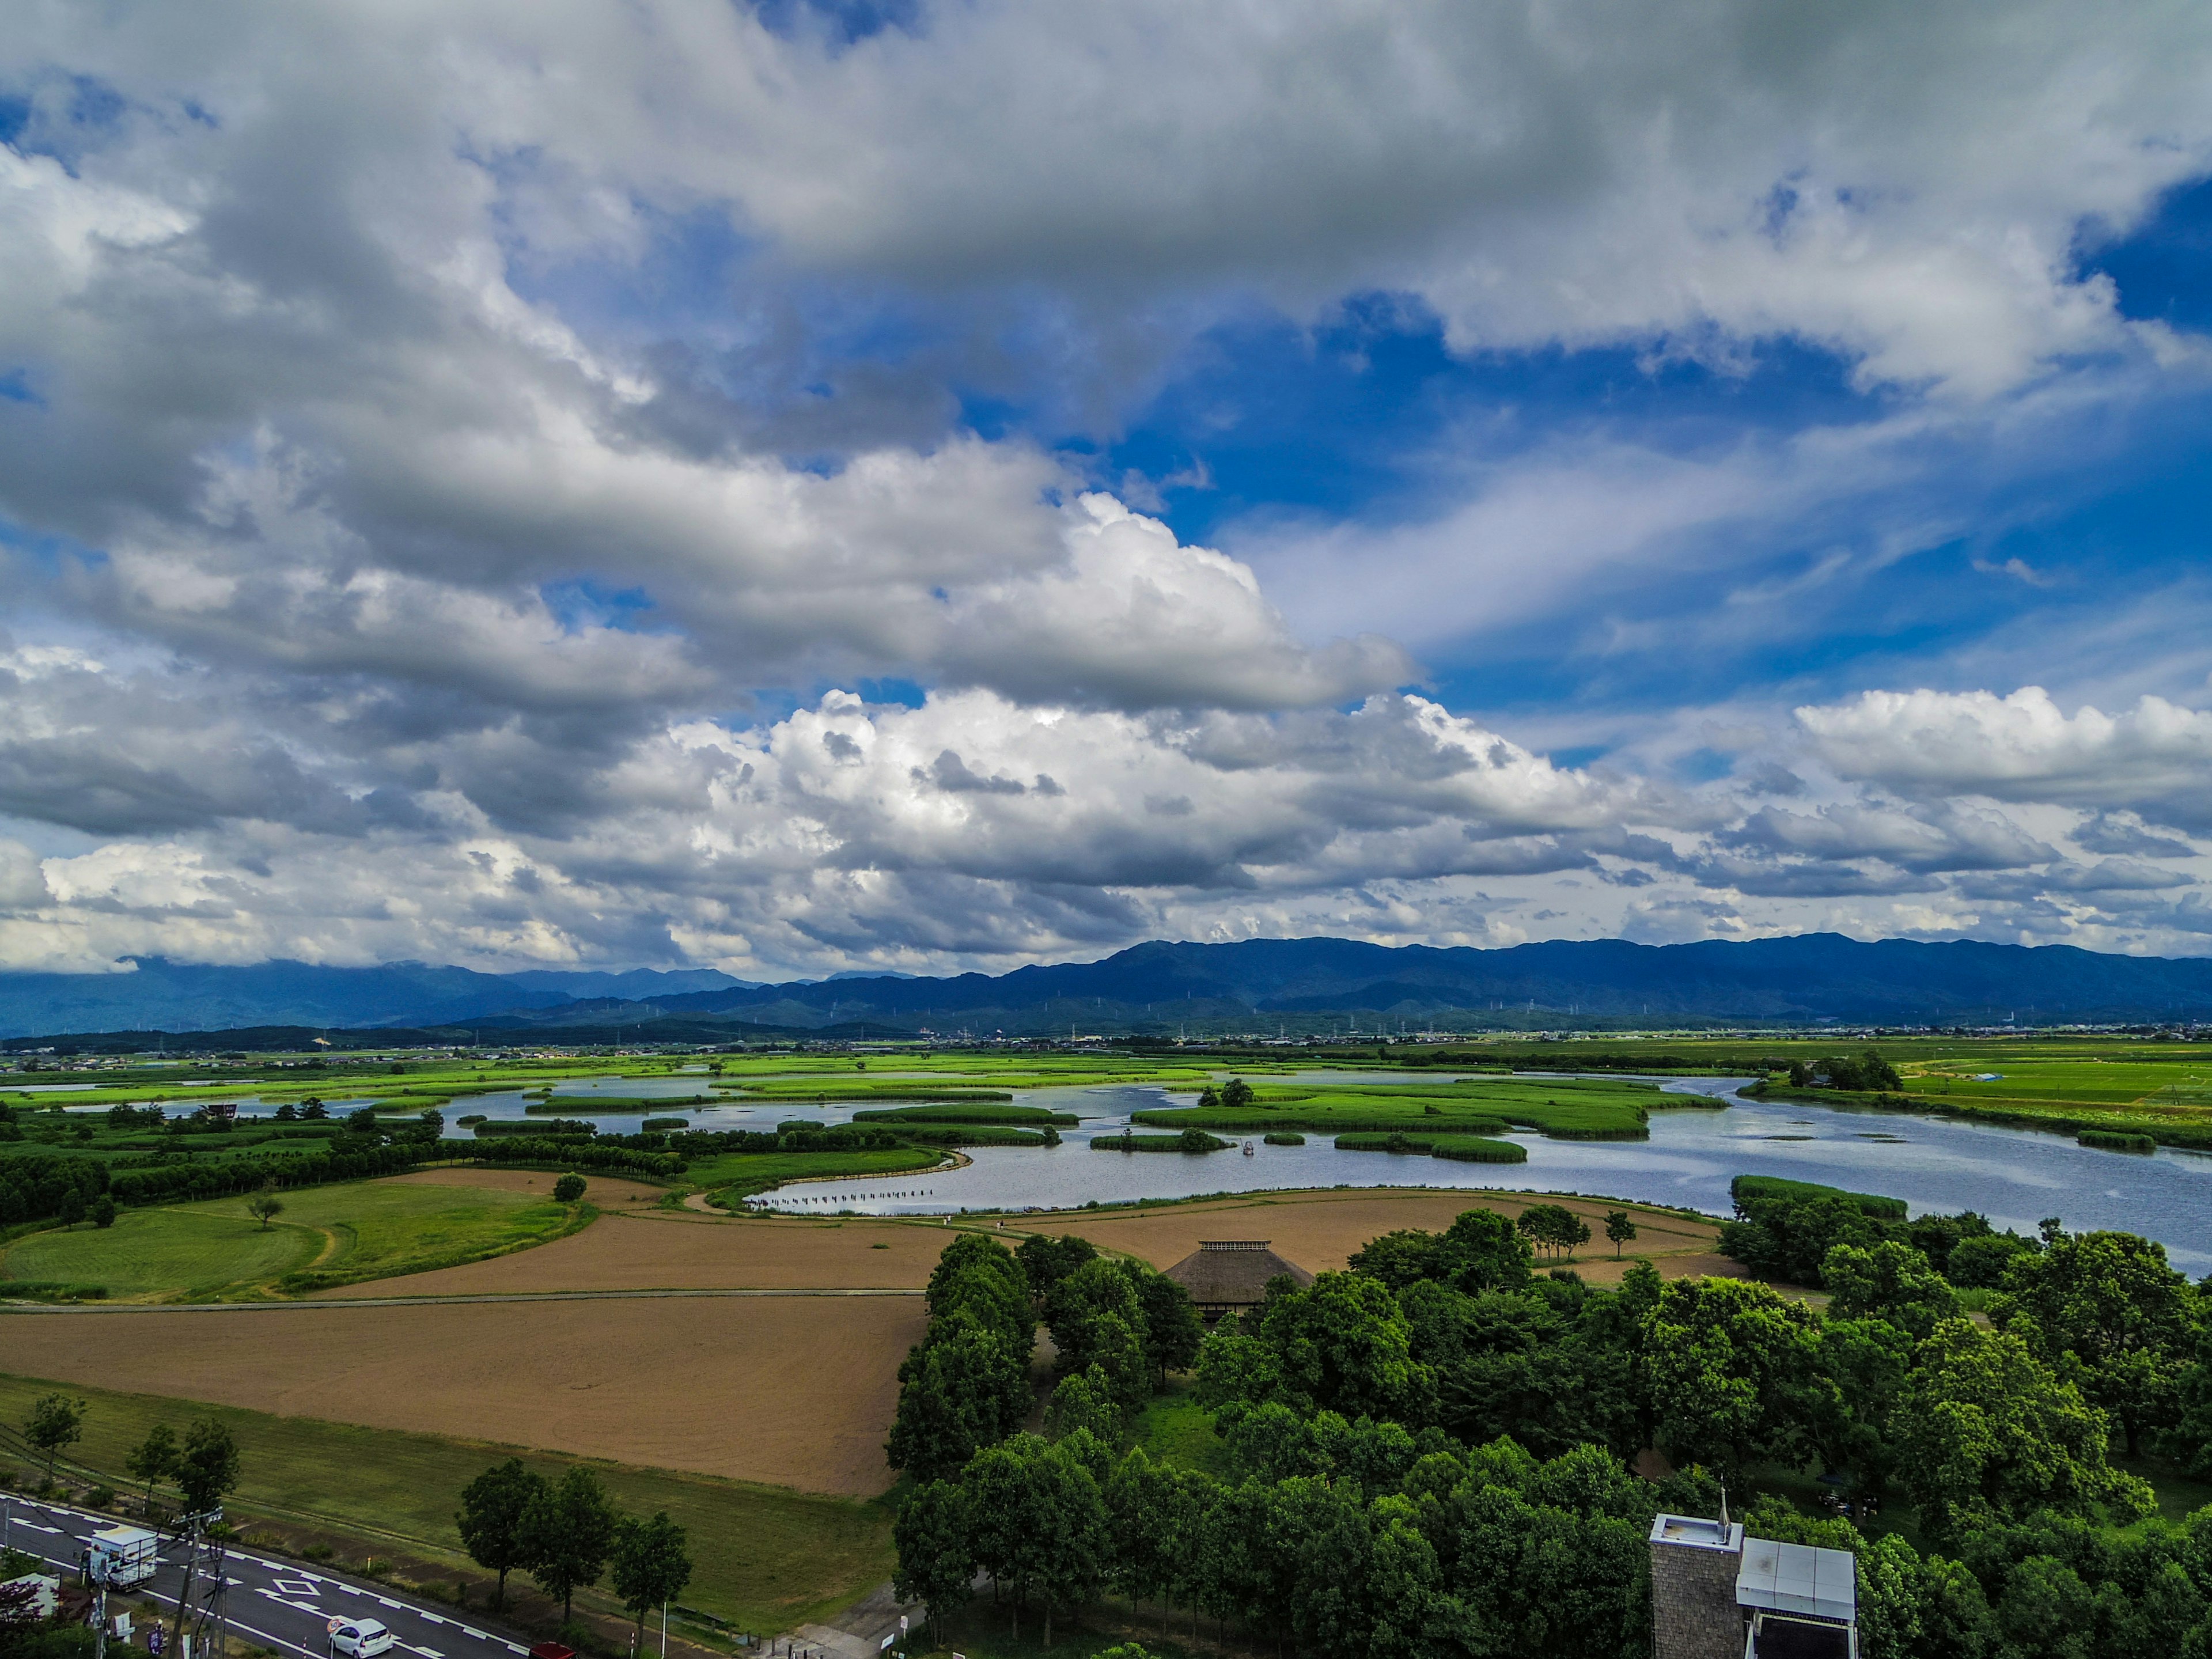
(3, 1496, 531, 1659)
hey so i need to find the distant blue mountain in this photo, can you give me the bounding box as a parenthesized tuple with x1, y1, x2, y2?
(7, 935, 2212, 1042)
(0, 959, 752, 1039)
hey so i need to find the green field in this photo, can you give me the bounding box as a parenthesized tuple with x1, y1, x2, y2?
(1134, 1075, 1675, 1139)
(0, 1371, 890, 1632)
(3, 1180, 586, 1300)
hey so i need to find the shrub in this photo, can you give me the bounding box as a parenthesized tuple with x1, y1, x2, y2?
(1263, 1132, 1305, 1146)
(640, 1118, 690, 1132)
(86, 1487, 115, 1509)
(2079, 1128, 2156, 1154)
(302, 1544, 335, 1562)
(553, 1173, 588, 1203)
(1429, 1135, 1528, 1163)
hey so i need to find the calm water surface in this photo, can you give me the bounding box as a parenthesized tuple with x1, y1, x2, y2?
(754, 1077, 2212, 1270)
(69, 1069, 2212, 1268)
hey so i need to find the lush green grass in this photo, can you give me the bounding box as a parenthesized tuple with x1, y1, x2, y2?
(692, 1147, 944, 1204)
(1130, 1386, 1229, 1478)
(3, 1180, 585, 1300)
(0, 1370, 891, 1632)
(1136, 1075, 1669, 1139)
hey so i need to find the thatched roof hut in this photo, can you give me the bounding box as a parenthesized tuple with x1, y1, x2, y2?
(1163, 1240, 1314, 1317)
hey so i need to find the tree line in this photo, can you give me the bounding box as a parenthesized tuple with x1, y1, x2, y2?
(895, 1200, 2212, 1659)
(456, 1459, 691, 1644)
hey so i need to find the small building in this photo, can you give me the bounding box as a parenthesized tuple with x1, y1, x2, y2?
(1650, 1514, 1857, 1659)
(1162, 1240, 1314, 1318)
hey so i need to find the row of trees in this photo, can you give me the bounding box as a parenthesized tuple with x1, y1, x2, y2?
(22, 1393, 243, 1517)
(456, 1460, 691, 1642)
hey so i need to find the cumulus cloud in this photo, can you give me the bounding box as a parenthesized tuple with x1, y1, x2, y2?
(3, 6, 2212, 977)
(1797, 687, 2212, 830)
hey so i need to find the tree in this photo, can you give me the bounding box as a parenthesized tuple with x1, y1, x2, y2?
(892, 1480, 974, 1645)
(90, 1195, 117, 1229)
(1641, 1277, 1820, 1479)
(1220, 1078, 1255, 1109)
(1255, 1271, 1436, 1424)
(175, 1418, 241, 1514)
(246, 1185, 285, 1230)
(1991, 1228, 2196, 1456)
(57, 1191, 85, 1228)
(886, 1311, 1032, 1480)
(1604, 1211, 1637, 1259)
(610, 1511, 691, 1649)
(1132, 1268, 1204, 1385)
(1516, 1204, 1590, 1261)
(1048, 1365, 1125, 1445)
(1821, 1240, 1960, 1340)
(24, 1395, 84, 1484)
(457, 1459, 548, 1612)
(552, 1173, 586, 1203)
(1016, 1233, 1099, 1302)
(126, 1423, 180, 1513)
(519, 1465, 619, 1621)
(1895, 1317, 2153, 1544)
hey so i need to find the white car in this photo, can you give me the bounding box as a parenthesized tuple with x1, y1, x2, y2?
(328, 1619, 395, 1658)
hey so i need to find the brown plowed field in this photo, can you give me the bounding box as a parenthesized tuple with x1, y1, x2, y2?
(1, 1294, 923, 1497)
(316, 1211, 948, 1297)
(1024, 1187, 1724, 1284)
(381, 1167, 669, 1206)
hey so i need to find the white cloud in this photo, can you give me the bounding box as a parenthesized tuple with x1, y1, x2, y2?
(1798, 687, 2212, 829)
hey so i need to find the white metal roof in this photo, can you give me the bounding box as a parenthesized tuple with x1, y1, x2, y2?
(1736, 1537, 1857, 1624)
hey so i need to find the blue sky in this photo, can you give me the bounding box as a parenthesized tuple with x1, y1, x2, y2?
(2, 2, 2212, 976)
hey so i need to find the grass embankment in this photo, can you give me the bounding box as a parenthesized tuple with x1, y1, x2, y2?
(692, 1148, 944, 1205)
(1332, 1132, 1527, 1163)
(850, 1104, 1080, 1126)
(3, 1181, 586, 1301)
(1134, 1075, 1676, 1139)
(0, 1371, 889, 1633)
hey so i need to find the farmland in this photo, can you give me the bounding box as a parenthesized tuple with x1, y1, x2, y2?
(0, 1370, 892, 1632)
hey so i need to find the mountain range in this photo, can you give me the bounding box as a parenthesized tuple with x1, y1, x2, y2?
(5, 934, 2212, 1046)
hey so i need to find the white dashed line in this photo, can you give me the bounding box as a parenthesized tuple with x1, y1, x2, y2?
(419, 1613, 446, 1624)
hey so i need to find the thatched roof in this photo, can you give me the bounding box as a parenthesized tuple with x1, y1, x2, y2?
(1163, 1240, 1315, 1312)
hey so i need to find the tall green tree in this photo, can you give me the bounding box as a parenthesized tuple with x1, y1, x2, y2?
(1992, 1228, 2197, 1455)
(1255, 1271, 1435, 1424)
(23, 1395, 84, 1485)
(891, 1481, 974, 1645)
(1822, 1240, 1960, 1340)
(457, 1459, 549, 1612)
(175, 1418, 241, 1514)
(609, 1511, 691, 1650)
(1641, 1276, 1821, 1479)
(1603, 1211, 1637, 1259)
(126, 1423, 180, 1513)
(1895, 1318, 2153, 1544)
(520, 1465, 620, 1620)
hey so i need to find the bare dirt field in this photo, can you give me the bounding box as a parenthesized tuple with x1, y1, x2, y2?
(317, 1210, 947, 1298)
(381, 1167, 669, 1206)
(1022, 1187, 1726, 1284)
(1, 1293, 923, 1497)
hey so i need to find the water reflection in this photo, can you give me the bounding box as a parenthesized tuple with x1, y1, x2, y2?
(758, 1078, 2212, 1271)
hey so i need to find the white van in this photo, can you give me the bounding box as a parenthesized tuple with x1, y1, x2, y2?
(328, 1619, 395, 1657)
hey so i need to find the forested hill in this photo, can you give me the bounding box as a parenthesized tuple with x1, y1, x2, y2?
(13, 933, 2212, 1041)
(590, 933, 2212, 1032)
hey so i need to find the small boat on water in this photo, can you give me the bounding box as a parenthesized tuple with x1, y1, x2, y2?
(1242, 1139, 1255, 1156)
